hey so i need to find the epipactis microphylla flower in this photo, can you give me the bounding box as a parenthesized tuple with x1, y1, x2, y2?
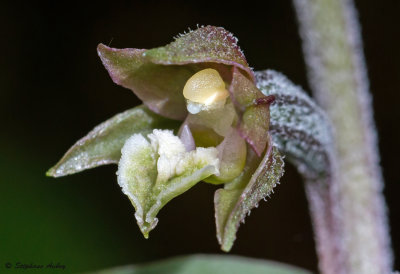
(47, 26, 286, 251)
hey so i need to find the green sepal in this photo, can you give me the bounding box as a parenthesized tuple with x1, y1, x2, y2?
(214, 135, 284, 251)
(144, 26, 253, 80)
(47, 105, 179, 177)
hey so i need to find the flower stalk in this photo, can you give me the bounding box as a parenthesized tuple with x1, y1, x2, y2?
(293, 0, 392, 273)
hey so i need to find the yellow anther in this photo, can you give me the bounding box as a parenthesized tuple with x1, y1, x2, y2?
(183, 69, 229, 105)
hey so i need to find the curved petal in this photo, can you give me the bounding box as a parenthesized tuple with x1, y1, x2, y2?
(229, 67, 274, 156)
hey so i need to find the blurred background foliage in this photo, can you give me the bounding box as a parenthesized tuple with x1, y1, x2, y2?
(1, 0, 398, 273)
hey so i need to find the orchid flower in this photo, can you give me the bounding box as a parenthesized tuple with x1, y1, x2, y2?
(47, 26, 332, 252)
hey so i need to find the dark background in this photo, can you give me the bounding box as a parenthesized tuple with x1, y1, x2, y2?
(1, 0, 399, 273)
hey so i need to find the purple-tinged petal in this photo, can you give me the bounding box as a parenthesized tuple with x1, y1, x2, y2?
(180, 116, 224, 148)
(144, 26, 254, 81)
(229, 67, 274, 156)
(97, 44, 195, 120)
(179, 124, 196, 152)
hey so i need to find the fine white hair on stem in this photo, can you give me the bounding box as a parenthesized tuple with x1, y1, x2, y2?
(293, 0, 392, 273)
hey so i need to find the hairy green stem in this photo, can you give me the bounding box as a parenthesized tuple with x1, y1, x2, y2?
(293, 0, 392, 273)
